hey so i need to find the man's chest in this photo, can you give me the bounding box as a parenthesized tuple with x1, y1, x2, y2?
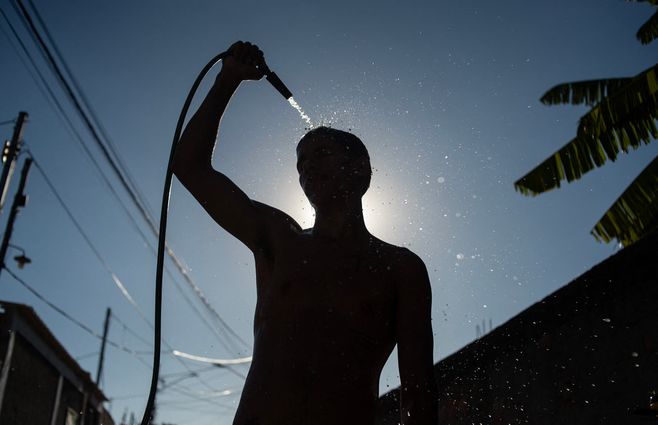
(255, 241, 398, 339)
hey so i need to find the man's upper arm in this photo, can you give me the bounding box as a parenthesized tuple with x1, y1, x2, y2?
(175, 167, 298, 252)
(396, 250, 437, 424)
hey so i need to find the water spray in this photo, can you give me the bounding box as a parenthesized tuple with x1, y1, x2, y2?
(260, 63, 313, 127)
(140, 49, 299, 425)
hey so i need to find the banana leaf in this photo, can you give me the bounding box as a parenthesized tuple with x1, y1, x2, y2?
(591, 154, 658, 246)
(515, 64, 658, 195)
(540, 78, 632, 106)
(577, 63, 658, 150)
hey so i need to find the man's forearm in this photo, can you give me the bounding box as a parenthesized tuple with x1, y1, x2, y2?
(173, 71, 241, 174)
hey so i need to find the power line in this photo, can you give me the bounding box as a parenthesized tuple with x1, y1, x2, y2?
(2, 5, 245, 356)
(28, 153, 150, 321)
(6, 3, 249, 400)
(111, 312, 152, 348)
(75, 351, 100, 361)
(4, 267, 152, 358)
(11, 0, 249, 352)
(28, 150, 246, 363)
(11, 0, 158, 235)
(23, 0, 157, 221)
(28, 154, 246, 404)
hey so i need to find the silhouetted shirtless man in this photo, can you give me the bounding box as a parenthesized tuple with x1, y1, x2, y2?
(173, 41, 437, 425)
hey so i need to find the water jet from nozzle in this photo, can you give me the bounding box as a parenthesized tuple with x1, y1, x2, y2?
(261, 63, 313, 127)
(288, 97, 313, 127)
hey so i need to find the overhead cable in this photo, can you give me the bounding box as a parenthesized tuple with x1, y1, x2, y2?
(0, 9, 242, 354)
(4, 267, 152, 357)
(13, 0, 249, 351)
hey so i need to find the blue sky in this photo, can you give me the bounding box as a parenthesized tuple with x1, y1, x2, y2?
(1, 1, 657, 424)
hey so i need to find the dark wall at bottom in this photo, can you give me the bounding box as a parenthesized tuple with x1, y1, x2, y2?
(377, 231, 658, 425)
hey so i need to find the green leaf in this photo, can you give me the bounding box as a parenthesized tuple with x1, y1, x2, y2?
(637, 10, 658, 44)
(577, 63, 658, 149)
(515, 64, 658, 195)
(540, 78, 632, 106)
(591, 154, 658, 246)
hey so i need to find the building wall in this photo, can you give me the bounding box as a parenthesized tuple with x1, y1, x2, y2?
(377, 230, 658, 425)
(0, 303, 114, 425)
(0, 333, 60, 425)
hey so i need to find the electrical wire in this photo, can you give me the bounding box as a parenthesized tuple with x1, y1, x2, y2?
(4, 267, 227, 421)
(111, 312, 153, 348)
(75, 351, 100, 361)
(28, 153, 151, 322)
(27, 151, 234, 393)
(23, 0, 157, 222)
(4, 267, 152, 357)
(12, 0, 250, 354)
(5, 5, 262, 422)
(1, 8, 244, 354)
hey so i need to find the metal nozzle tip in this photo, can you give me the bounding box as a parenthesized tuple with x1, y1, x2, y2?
(266, 72, 293, 100)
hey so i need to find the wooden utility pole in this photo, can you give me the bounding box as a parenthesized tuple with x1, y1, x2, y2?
(0, 158, 32, 279)
(96, 308, 111, 385)
(0, 111, 28, 212)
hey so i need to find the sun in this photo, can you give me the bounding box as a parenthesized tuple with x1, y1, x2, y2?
(283, 187, 389, 236)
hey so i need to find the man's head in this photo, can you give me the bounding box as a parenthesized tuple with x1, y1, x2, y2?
(296, 127, 372, 208)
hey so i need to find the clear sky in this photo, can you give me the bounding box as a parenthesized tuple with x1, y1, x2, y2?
(1, 0, 657, 424)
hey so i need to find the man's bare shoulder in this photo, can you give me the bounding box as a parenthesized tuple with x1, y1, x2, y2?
(368, 238, 430, 296)
(369, 237, 426, 269)
(252, 200, 303, 235)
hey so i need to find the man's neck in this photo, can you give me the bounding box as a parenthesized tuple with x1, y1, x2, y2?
(311, 200, 371, 243)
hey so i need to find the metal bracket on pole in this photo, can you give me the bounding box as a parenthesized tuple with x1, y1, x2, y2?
(0, 112, 28, 212)
(0, 158, 32, 279)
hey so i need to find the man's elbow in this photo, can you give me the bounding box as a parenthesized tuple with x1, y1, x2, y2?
(171, 154, 207, 184)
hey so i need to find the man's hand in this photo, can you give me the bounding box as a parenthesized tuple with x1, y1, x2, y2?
(219, 41, 267, 84)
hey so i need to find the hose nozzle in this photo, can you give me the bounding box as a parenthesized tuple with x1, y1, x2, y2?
(261, 63, 292, 100)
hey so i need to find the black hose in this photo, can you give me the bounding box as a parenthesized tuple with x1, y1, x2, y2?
(140, 50, 228, 425)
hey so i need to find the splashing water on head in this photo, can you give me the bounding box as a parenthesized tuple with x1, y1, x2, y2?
(288, 97, 313, 128)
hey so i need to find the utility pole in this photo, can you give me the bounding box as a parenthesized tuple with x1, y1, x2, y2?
(96, 307, 111, 385)
(0, 111, 28, 212)
(0, 158, 32, 279)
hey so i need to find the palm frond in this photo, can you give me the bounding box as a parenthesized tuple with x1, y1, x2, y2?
(591, 154, 658, 246)
(577, 63, 658, 148)
(540, 78, 632, 106)
(637, 10, 658, 44)
(515, 64, 658, 195)
(514, 134, 604, 195)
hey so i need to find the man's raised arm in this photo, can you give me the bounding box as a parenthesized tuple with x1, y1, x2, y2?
(173, 42, 277, 251)
(396, 251, 438, 425)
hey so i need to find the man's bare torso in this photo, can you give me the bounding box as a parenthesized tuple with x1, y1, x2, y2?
(233, 220, 411, 425)
(174, 41, 436, 425)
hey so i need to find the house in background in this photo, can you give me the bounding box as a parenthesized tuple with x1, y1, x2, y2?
(377, 231, 658, 424)
(0, 301, 114, 425)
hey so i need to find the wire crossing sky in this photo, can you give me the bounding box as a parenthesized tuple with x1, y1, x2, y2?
(1, 1, 657, 424)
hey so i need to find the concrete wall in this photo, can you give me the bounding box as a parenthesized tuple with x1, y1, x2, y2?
(377, 230, 658, 425)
